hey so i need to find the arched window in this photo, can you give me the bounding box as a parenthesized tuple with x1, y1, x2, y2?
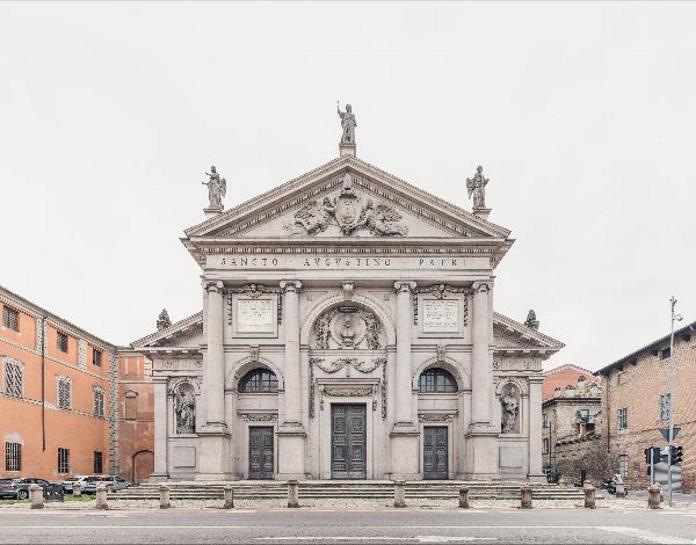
(239, 368, 278, 393)
(419, 368, 457, 393)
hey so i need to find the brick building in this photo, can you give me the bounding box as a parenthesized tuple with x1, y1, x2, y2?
(0, 285, 153, 482)
(595, 320, 696, 489)
(541, 366, 601, 473)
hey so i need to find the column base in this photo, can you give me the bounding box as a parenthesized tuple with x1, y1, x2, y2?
(148, 473, 170, 482)
(466, 427, 499, 478)
(198, 432, 232, 477)
(390, 424, 420, 479)
(201, 422, 228, 434)
(527, 473, 546, 484)
(195, 473, 234, 481)
(277, 425, 307, 478)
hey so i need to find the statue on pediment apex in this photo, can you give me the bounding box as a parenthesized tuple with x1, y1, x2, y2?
(202, 165, 227, 210)
(337, 101, 357, 144)
(466, 165, 489, 211)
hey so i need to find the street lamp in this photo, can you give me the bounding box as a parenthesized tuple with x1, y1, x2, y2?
(667, 296, 682, 505)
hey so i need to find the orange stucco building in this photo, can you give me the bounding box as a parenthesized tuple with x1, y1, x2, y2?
(0, 285, 153, 482)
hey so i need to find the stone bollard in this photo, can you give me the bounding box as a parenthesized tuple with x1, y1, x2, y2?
(223, 485, 234, 509)
(648, 484, 662, 509)
(95, 484, 108, 510)
(29, 484, 44, 509)
(159, 484, 171, 509)
(583, 483, 596, 509)
(393, 480, 406, 508)
(458, 487, 470, 509)
(72, 482, 82, 497)
(287, 480, 299, 508)
(520, 484, 533, 509)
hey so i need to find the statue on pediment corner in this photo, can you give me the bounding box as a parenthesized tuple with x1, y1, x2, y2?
(202, 165, 227, 210)
(524, 309, 540, 330)
(466, 165, 488, 211)
(157, 308, 171, 331)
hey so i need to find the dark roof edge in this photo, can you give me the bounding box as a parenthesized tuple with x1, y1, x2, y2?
(594, 320, 696, 376)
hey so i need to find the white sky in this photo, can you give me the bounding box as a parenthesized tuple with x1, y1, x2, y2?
(1, 2, 694, 371)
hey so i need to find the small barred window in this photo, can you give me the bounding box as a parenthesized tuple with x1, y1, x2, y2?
(57, 377, 72, 410)
(5, 442, 21, 472)
(2, 306, 19, 331)
(4, 360, 22, 398)
(92, 349, 102, 367)
(93, 387, 104, 418)
(57, 331, 69, 353)
(58, 448, 70, 474)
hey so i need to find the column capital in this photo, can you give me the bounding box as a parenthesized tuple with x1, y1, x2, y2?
(203, 280, 225, 294)
(393, 281, 417, 294)
(472, 281, 492, 294)
(280, 280, 303, 293)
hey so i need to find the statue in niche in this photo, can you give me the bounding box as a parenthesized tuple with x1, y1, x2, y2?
(337, 102, 357, 144)
(466, 165, 489, 210)
(174, 383, 196, 434)
(500, 384, 520, 434)
(202, 165, 227, 210)
(340, 314, 357, 347)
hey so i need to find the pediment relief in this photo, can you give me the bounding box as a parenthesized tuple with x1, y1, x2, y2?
(186, 157, 510, 242)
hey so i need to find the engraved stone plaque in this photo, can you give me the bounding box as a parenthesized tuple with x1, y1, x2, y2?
(422, 299, 459, 333)
(236, 298, 275, 333)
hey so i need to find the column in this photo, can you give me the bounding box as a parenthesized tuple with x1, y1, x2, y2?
(280, 280, 302, 426)
(393, 281, 416, 425)
(390, 281, 419, 480)
(467, 280, 498, 479)
(470, 281, 492, 427)
(528, 377, 544, 480)
(151, 379, 168, 478)
(203, 280, 226, 431)
(276, 280, 306, 479)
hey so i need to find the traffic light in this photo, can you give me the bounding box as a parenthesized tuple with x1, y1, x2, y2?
(673, 445, 684, 464)
(644, 446, 661, 464)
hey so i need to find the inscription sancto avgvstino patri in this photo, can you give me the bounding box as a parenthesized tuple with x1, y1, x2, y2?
(207, 255, 487, 270)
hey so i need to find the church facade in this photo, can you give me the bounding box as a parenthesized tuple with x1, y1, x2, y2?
(134, 129, 563, 482)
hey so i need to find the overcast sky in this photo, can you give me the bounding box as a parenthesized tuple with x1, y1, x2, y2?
(1, 2, 694, 370)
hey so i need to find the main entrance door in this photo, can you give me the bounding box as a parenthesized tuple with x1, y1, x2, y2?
(423, 426, 448, 479)
(331, 404, 367, 479)
(249, 426, 274, 479)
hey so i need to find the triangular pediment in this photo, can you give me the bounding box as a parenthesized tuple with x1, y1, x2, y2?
(185, 156, 511, 242)
(132, 312, 203, 352)
(493, 312, 564, 356)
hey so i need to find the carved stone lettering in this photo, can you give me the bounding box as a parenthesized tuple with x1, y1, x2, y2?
(237, 299, 275, 333)
(422, 299, 459, 333)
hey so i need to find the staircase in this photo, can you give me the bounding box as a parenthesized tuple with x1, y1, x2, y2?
(111, 480, 583, 501)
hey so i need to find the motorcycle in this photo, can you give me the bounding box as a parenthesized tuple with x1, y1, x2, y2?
(601, 476, 628, 496)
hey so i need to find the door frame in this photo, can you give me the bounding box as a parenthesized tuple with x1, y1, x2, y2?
(248, 425, 275, 480)
(422, 425, 449, 480)
(318, 385, 377, 479)
(419, 420, 455, 480)
(238, 415, 278, 479)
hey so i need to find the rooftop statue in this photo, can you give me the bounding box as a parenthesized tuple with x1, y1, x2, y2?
(202, 165, 227, 211)
(466, 165, 489, 211)
(337, 101, 357, 144)
(524, 309, 540, 330)
(156, 308, 171, 331)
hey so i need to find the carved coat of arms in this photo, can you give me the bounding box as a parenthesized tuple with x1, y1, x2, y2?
(288, 173, 408, 237)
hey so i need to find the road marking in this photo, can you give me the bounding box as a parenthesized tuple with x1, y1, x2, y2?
(254, 538, 497, 543)
(600, 526, 693, 544)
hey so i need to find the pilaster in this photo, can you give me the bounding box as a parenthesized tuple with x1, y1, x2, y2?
(527, 377, 545, 480)
(202, 280, 226, 433)
(151, 378, 169, 479)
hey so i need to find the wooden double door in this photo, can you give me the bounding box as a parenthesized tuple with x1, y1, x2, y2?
(249, 426, 274, 479)
(423, 426, 449, 480)
(331, 404, 367, 479)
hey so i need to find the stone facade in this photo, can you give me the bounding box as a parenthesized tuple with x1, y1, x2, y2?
(541, 369, 602, 477)
(595, 321, 696, 489)
(135, 147, 564, 481)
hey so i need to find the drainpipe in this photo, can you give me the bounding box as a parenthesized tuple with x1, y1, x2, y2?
(40, 315, 46, 452)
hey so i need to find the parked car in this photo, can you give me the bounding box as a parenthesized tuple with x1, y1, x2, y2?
(0, 478, 50, 500)
(81, 475, 131, 494)
(62, 475, 90, 494)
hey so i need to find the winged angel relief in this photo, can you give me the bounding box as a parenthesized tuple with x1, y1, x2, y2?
(287, 173, 408, 237)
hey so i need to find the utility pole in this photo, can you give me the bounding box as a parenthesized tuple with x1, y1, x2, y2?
(667, 296, 682, 505)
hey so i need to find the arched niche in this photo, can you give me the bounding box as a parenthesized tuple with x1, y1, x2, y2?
(412, 357, 470, 392)
(226, 356, 285, 392)
(497, 379, 525, 434)
(301, 294, 395, 349)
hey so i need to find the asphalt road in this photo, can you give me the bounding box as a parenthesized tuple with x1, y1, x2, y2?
(1, 507, 695, 545)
